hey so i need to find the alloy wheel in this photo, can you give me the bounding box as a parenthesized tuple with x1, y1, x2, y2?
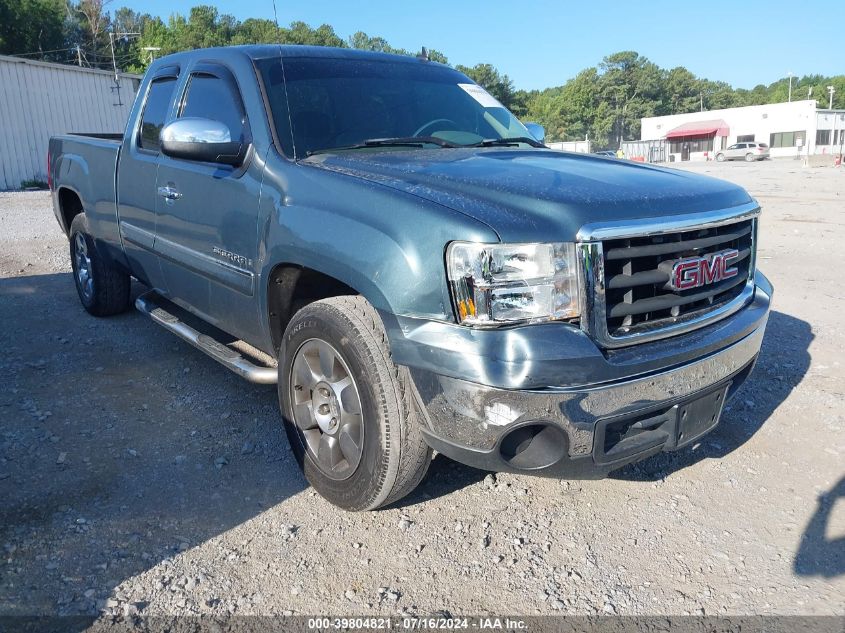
(289, 338, 364, 480)
(73, 233, 94, 302)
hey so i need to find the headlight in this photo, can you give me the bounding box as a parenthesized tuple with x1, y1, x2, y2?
(446, 242, 580, 325)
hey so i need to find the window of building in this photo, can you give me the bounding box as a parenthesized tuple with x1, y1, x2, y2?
(737, 134, 755, 142)
(816, 129, 832, 145)
(139, 77, 177, 152)
(669, 136, 714, 153)
(769, 131, 806, 148)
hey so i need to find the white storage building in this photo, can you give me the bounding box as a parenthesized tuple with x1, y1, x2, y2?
(0, 55, 140, 190)
(640, 100, 845, 162)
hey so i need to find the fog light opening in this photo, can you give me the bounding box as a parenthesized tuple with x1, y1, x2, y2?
(499, 423, 567, 470)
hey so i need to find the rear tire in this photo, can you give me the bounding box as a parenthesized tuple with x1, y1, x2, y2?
(69, 215, 131, 316)
(278, 296, 432, 511)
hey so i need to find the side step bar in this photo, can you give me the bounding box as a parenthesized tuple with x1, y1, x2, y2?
(135, 291, 277, 385)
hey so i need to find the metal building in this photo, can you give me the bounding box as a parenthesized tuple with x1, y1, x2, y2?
(0, 55, 140, 190)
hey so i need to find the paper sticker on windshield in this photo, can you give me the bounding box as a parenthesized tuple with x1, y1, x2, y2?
(458, 83, 503, 109)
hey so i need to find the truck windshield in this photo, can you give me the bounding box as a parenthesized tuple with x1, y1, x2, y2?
(256, 56, 533, 158)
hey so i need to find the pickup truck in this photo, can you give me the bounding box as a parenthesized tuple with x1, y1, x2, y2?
(49, 45, 772, 511)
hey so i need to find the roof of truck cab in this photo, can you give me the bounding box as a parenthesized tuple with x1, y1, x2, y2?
(154, 45, 446, 67)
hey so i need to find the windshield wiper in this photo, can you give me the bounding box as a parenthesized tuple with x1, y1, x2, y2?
(307, 136, 459, 156)
(471, 137, 546, 148)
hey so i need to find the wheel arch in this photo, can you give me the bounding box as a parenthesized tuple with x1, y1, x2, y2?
(57, 186, 86, 236)
(265, 262, 365, 353)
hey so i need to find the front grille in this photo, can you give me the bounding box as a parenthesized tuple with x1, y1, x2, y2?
(601, 218, 755, 338)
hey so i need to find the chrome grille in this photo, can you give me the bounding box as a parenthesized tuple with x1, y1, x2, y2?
(577, 205, 759, 348)
(603, 219, 754, 335)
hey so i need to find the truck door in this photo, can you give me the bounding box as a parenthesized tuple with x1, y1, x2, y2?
(116, 66, 180, 290)
(153, 62, 263, 342)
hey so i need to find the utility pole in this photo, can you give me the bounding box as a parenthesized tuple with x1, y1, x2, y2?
(828, 86, 836, 109)
(109, 32, 118, 82)
(787, 71, 793, 102)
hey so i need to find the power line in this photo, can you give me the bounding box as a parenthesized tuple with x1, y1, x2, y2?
(7, 47, 79, 57)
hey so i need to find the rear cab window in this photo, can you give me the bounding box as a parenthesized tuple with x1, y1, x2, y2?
(139, 77, 177, 152)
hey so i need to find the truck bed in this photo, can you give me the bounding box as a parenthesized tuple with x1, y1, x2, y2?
(49, 134, 121, 240)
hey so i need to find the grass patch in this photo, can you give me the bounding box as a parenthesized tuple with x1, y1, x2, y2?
(20, 179, 48, 190)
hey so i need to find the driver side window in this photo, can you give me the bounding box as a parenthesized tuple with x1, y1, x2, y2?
(179, 73, 247, 142)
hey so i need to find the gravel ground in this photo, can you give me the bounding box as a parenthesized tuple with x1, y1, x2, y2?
(0, 160, 843, 621)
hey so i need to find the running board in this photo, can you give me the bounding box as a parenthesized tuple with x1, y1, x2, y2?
(135, 291, 278, 385)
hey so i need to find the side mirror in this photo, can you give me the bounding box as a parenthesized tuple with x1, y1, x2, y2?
(524, 122, 546, 143)
(160, 118, 246, 166)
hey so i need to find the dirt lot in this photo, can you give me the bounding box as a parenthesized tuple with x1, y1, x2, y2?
(0, 160, 843, 621)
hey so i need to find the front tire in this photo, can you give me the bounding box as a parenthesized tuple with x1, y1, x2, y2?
(69, 215, 131, 316)
(278, 296, 432, 511)
(745, 153, 755, 162)
(716, 153, 725, 162)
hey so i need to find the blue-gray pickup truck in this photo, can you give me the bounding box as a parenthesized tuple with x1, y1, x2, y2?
(48, 45, 772, 510)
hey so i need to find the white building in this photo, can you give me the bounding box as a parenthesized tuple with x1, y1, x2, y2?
(546, 139, 591, 153)
(640, 100, 845, 162)
(0, 55, 140, 190)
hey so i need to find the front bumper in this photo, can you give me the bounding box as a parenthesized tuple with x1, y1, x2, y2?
(385, 272, 772, 478)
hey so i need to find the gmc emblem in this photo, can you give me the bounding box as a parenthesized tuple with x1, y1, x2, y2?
(670, 249, 739, 291)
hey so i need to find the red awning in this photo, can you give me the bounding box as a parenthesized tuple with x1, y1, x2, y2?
(665, 119, 730, 139)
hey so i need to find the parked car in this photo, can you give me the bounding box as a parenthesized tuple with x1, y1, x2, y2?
(48, 45, 772, 510)
(594, 150, 616, 157)
(715, 142, 770, 162)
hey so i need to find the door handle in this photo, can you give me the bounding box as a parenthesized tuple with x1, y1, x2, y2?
(157, 186, 182, 200)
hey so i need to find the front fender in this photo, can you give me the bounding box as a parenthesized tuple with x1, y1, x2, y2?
(260, 207, 438, 316)
(256, 152, 499, 349)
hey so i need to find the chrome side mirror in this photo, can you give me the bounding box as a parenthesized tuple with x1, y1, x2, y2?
(160, 118, 246, 166)
(524, 122, 546, 143)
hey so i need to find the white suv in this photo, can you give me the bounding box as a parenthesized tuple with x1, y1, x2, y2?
(716, 142, 770, 162)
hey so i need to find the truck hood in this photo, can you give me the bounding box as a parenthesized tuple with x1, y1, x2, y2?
(305, 148, 753, 242)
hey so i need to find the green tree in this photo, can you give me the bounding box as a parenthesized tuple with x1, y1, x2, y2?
(597, 51, 662, 145)
(284, 21, 345, 47)
(8, 2, 845, 115)
(0, 0, 66, 59)
(698, 79, 736, 111)
(110, 7, 155, 72)
(663, 67, 699, 114)
(524, 91, 568, 141)
(558, 68, 602, 140)
(348, 31, 393, 53)
(509, 89, 534, 119)
(230, 18, 283, 46)
(74, 0, 114, 68)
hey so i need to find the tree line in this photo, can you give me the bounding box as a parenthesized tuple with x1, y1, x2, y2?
(2, 0, 843, 149)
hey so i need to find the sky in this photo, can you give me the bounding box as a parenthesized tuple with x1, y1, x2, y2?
(115, 0, 842, 91)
